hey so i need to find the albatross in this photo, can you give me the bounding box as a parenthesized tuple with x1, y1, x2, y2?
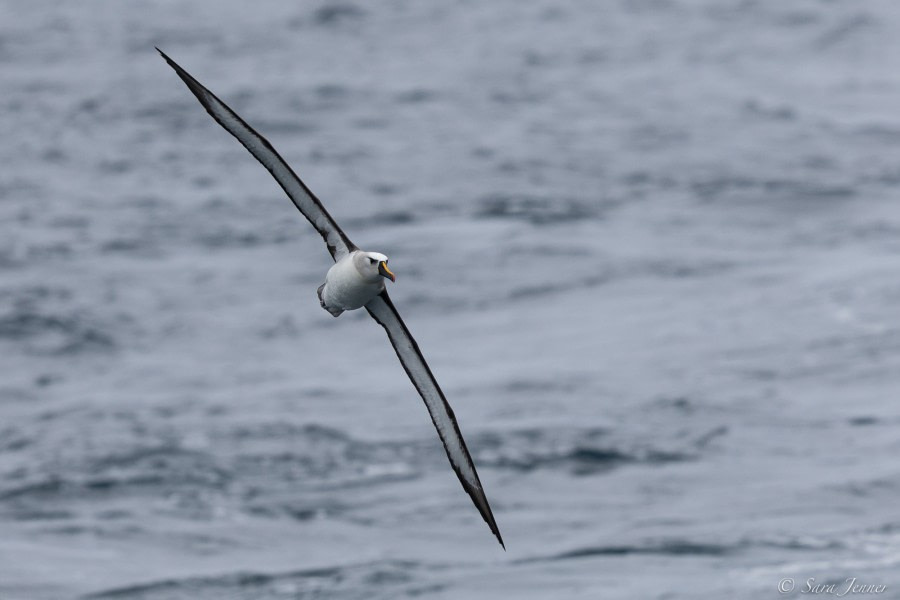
(158, 49, 503, 548)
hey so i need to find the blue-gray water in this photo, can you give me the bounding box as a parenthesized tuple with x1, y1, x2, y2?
(3, 1, 900, 598)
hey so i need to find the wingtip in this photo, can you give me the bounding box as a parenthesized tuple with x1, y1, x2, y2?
(155, 47, 210, 106)
(474, 490, 505, 550)
(468, 489, 505, 549)
(489, 518, 505, 550)
(156, 47, 177, 69)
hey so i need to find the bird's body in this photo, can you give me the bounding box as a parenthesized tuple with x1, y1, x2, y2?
(158, 49, 503, 548)
(318, 251, 393, 317)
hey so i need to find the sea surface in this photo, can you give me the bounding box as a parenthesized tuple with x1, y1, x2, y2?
(2, 1, 900, 598)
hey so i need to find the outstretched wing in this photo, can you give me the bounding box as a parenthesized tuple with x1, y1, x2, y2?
(158, 49, 357, 261)
(366, 291, 504, 548)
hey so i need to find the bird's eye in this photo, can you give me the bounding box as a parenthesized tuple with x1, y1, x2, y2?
(368, 257, 376, 264)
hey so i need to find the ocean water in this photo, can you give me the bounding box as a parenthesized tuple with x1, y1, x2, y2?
(3, 1, 900, 598)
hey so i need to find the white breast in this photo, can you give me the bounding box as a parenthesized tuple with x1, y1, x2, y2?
(322, 254, 384, 311)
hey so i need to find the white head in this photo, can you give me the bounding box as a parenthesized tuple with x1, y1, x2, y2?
(353, 251, 395, 284)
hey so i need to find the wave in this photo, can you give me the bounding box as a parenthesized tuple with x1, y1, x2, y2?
(83, 560, 428, 600)
(476, 193, 599, 224)
(474, 426, 709, 476)
(0, 309, 116, 355)
(522, 532, 850, 565)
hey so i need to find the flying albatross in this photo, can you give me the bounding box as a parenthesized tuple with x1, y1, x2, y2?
(157, 49, 503, 548)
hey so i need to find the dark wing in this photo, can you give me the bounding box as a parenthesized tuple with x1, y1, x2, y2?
(157, 49, 357, 261)
(366, 291, 504, 548)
